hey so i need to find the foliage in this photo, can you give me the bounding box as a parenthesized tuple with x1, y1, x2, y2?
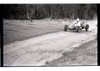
(2, 4, 97, 20)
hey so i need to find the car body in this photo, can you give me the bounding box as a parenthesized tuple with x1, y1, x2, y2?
(64, 21, 89, 32)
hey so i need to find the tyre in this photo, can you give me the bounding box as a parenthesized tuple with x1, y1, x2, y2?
(76, 26, 80, 32)
(64, 25, 68, 31)
(81, 25, 84, 29)
(85, 24, 89, 31)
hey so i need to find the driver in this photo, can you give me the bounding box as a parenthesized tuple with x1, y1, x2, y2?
(75, 18, 81, 27)
(69, 18, 81, 29)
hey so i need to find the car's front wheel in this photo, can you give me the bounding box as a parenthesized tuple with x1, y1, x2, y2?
(76, 26, 80, 32)
(64, 25, 68, 31)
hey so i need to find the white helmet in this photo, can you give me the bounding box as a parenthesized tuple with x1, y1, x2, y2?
(77, 18, 79, 21)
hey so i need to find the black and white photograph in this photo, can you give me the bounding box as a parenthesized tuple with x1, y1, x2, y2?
(2, 4, 97, 66)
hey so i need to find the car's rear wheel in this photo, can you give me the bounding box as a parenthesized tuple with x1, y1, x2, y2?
(85, 24, 89, 31)
(64, 25, 68, 31)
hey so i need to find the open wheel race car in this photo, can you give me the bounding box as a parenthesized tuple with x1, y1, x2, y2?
(64, 22, 89, 32)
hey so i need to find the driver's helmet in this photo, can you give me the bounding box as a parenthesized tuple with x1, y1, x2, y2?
(77, 18, 79, 21)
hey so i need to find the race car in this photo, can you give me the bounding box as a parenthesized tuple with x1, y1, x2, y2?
(64, 21, 89, 32)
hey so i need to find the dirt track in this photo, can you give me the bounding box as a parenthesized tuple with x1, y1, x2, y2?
(4, 20, 97, 66)
(44, 38, 97, 66)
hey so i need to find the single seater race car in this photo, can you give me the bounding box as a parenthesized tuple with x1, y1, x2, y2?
(64, 21, 89, 32)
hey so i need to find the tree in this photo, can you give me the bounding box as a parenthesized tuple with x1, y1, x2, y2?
(2, 4, 97, 20)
